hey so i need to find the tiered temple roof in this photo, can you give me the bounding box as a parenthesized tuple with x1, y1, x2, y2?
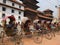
(10, 0, 53, 21)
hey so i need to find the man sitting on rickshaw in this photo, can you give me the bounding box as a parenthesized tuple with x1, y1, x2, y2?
(2, 15, 17, 36)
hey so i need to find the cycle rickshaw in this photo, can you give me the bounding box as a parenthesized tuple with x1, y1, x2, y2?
(0, 15, 23, 45)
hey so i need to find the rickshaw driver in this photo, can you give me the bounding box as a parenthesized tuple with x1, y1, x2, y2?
(2, 15, 18, 36)
(8, 15, 17, 32)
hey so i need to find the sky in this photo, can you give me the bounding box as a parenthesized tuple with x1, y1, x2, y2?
(37, 0, 60, 18)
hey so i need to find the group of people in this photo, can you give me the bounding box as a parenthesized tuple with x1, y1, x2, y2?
(21, 17, 60, 35)
(2, 15, 60, 35)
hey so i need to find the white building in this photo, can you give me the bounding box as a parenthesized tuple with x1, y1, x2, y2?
(0, 0, 24, 25)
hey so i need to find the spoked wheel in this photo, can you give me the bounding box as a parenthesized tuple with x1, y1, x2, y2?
(14, 34, 23, 45)
(56, 30, 60, 35)
(0, 31, 5, 45)
(33, 36, 42, 44)
(33, 32, 43, 44)
(51, 31, 55, 37)
(15, 40, 24, 45)
(50, 29, 55, 37)
(45, 32, 52, 40)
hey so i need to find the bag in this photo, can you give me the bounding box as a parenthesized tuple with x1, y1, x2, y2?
(35, 24, 40, 30)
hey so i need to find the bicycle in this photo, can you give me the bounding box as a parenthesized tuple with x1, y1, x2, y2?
(31, 29, 43, 44)
(0, 25, 24, 45)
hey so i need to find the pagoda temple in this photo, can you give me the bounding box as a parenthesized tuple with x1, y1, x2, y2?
(20, 0, 39, 20)
(37, 9, 53, 22)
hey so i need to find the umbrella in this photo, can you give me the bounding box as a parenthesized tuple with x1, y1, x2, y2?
(2, 16, 9, 21)
(33, 19, 39, 24)
(8, 15, 16, 21)
(6, 18, 10, 24)
(21, 17, 29, 24)
(51, 18, 57, 24)
(2, 15, 16, 24)
(46, 21, 50, 23)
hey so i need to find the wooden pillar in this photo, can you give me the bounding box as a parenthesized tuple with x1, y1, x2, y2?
(58, 7, 60, 19)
